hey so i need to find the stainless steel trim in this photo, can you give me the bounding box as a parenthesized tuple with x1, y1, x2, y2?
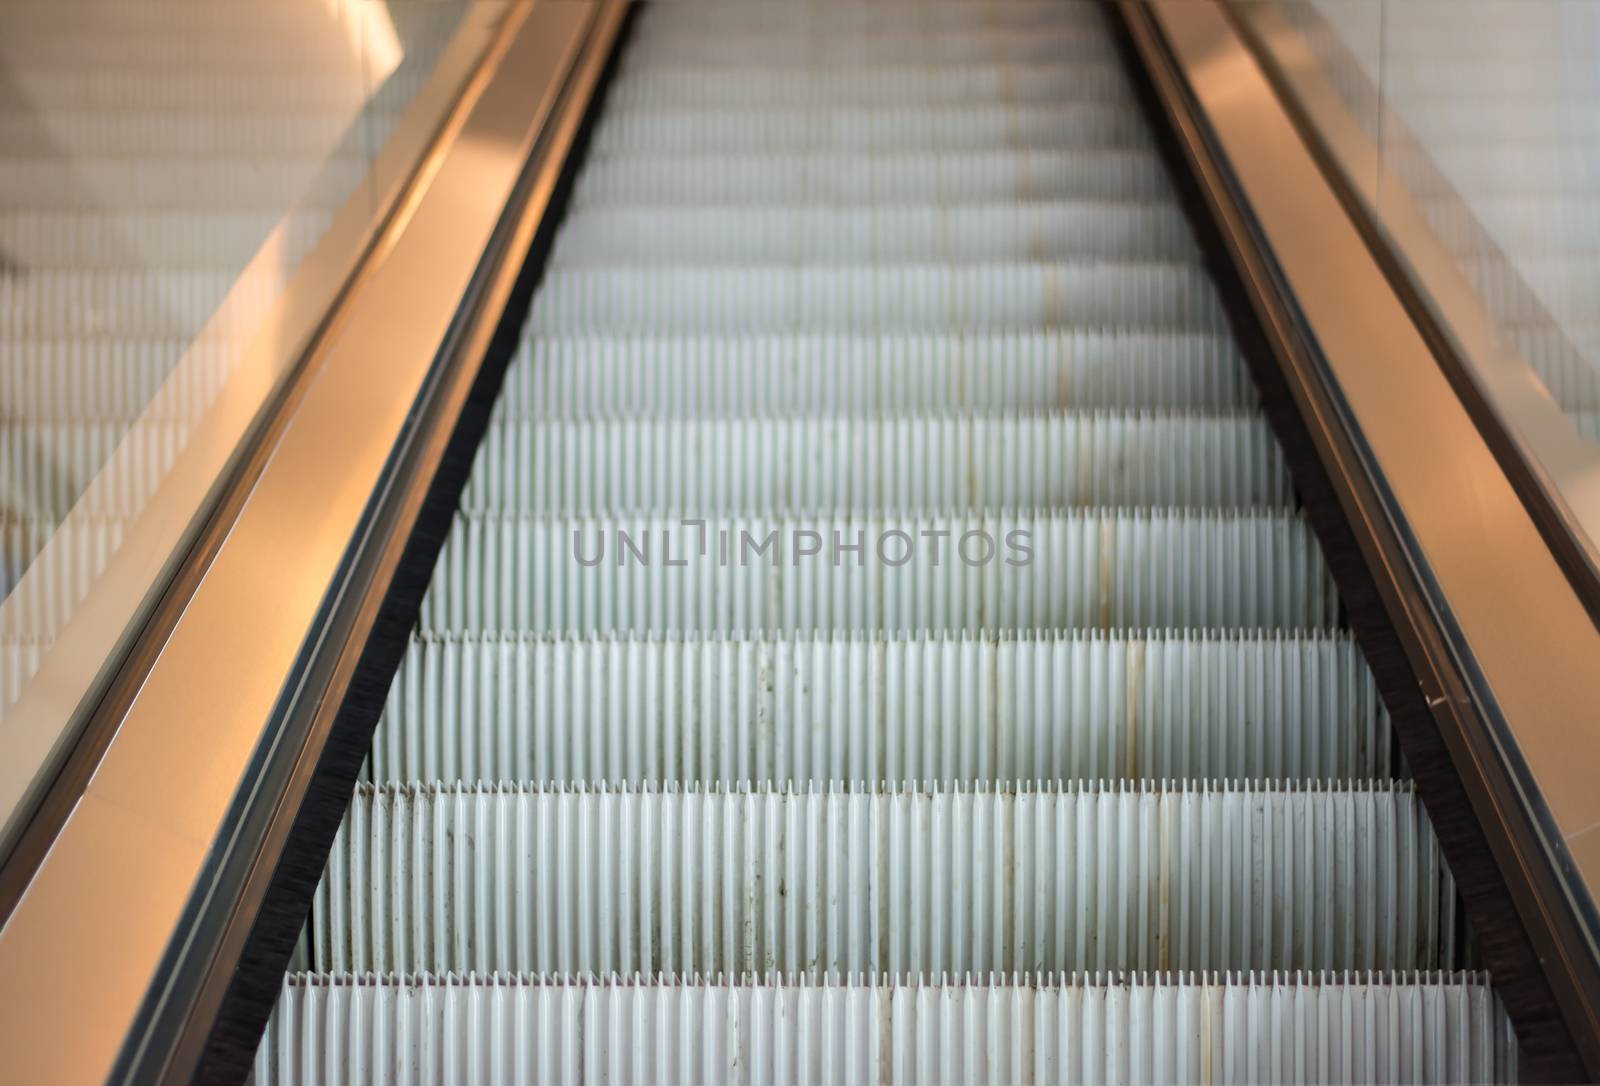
(0, 2, 625, 1080)
(1230, 0, 1600, 628)
(1122, 0, 1600, 1072)
(0, 4, 509, 864)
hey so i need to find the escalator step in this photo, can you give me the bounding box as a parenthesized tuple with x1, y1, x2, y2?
(257, 970, 1512, 1086)
(461, 413, 1289, 513)
(0, 157, 370, 211)
(0, 208, 331, 270)
(526, 264, 1227, 334)
(367, 631, 1390, 785)
(420, 510, 1337, 634)
(0, 513, 125, 628)
(549, 203, 1199, 265)
(0, 112, 371, 156)
(494, 332, 1252, 417)
(311, 782, 1455, 975)
(1, 419, 189, 521)
(631, 2, 1112, 35)
(0, 268, 270, 338)
(0, 636, 50, 709)
(590, 105, 1153, 156)
(571, 150, 1176, 206)
(606, 62, 1138, 110)
(0, 338, 233, 421)
(619, 28, 1129, 68)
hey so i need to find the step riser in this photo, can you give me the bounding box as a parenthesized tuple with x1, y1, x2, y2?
(606, 65, 1138, 109)
(368, 634, 1390, 785)
(494, 334, 1253, 416)
(315, 785, 1456, 976)
(258, 973, 1511, 1086)
(571, 152, 1177, 206)
(526, 265, 1228, 336)
(420, 513, 1338, 634)
(618, 36, 1133, 69)
(462, 416, 1290, 513)
(550, 205, 1200, 265)
(2, 422, 189, 521)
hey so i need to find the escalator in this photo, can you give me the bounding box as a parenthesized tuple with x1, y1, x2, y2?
(244, 2, 1517, 1080)
(6, 1, 1600, 1082)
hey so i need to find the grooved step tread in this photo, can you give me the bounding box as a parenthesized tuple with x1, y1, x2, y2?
(367, 630, 1391, 785)
(420, 509, 1338, 635)
(258, 970, 1514, 1086)
(571, 150, 1176, 206)
(550, 203, 1201, 265)
(526, 264, 1228, 335)
(461, 413, 1290, 513)
(496, 332, 1253, 416)
(313, 781, 1458, 976)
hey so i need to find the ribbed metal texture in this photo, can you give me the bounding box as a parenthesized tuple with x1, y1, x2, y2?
(257, 971, 1516, 1086)
(619, 29, 1140, 68)
(628, 2, 1114, 35)
(0, 158, 372, 210)
(366, 631, 1391, 785)
(490, 333, 1254, 417)
(0, 339, 232, 420)
(461, 413, 1289, 513)
(588, 105, 1159, 157)
(607, 64, 1142, 110)
(571, 150, 1178, 206)
(420, 510, 1337, 634)
(0, 208, 333, 270)
(525, 264, 1228, 335)
(313, 782, 1455, 975)
(550, 203, 1201, 264)
(1, 420, 188, 520)
(0, 514, 126, 636)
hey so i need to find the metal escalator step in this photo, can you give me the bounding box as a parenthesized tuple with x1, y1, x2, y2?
(460, 413, 1290, 513)
(549, 203, 1200, 265)
(570, 151, 1176, 206)
(495, 333, 1252, 417)
(0, 69, 429, 115)
(366, 631, 1390, 786)
(1422, 194, 1600, 255)
(1, 419, 188, 521)
(255, 970, 1513, 1086)
(0, 514, 126, 636)
(631, 2, 1112, 36)
(0, 636, 51, 716)
(619, 28, 1125, 68)
(0, 112, 370, 156)
(605, 63, 1138, 110)
(420, 510, 1336, 635)
(526, 264, 1227, 335)
(0, 338, 233, 421)
(629, 17, 1112, 43)
(0, 208, 332, 270)
(311, 781, 1456, 975)
(0, 269, 270, 339)
(0, 157, 370, 211)
(589, 105, 1153, 156)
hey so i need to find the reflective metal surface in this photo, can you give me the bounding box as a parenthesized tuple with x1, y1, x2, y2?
(1235, 0, 1600, 613)
(0, 1, 505, 862)
(1132, 0, 1600, 1071)
(0, 1, 628, 1079)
